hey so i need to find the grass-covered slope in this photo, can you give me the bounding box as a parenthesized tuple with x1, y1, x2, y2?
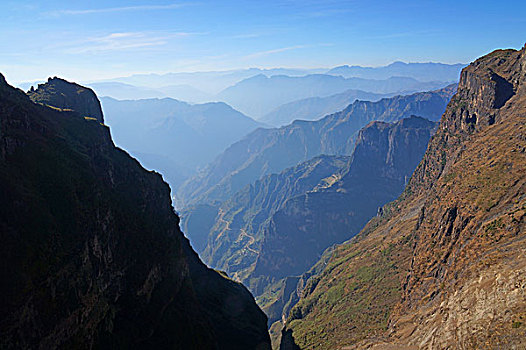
(280, 45, 526, 349)
(0, 74, 270, 350)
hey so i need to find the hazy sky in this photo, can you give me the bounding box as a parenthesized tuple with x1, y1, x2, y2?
(1, 0, 525, 83)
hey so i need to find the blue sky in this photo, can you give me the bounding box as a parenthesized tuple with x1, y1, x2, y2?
(1, 0, 525, 83)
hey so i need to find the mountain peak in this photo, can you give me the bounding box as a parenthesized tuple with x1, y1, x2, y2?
(28, 77, 104, 123)
(442, 45, 525, 134)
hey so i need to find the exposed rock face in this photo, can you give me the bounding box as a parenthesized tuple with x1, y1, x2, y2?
(259, 89, 392, 127)
(279, 46, 526, 349)
(178, 85, 455, 206)
(27, 77, 104, 123)
(0, 74, 270, 349)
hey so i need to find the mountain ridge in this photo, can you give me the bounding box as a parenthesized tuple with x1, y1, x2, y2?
(177, 85, 456, 207)
(217, 74, 452, 118)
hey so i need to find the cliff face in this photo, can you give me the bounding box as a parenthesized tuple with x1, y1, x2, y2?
(0, 75, 270, 349)
(178, 85, 455, 207)
(27, 77, 104, 123)
(280, 46, 526, 349)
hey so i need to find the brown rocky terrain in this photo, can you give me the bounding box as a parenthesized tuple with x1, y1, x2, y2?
(279, 45, 526, 349)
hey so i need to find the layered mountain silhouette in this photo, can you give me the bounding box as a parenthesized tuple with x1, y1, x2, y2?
(177, 85, 456, 207)
(90, 63, 463, 104)
(327, 61, 465, 81)
(0, 75, 270, 349)
(279, 45, 526, 350)
(101, 96, 264, 187)
(217, 74, 452, 118)
(89, 82, 213, 103)
(194, 154, 350, 268)
(105, 68, 326, 95)
(260, 89, 393, 127)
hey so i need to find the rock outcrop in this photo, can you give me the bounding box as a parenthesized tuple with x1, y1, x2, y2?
(0, 74, 270, 349)
(27, 77, 104, 123)
(279, 45, 526, 349)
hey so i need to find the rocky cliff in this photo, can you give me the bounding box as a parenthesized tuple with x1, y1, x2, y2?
(279, 45, 526, 349)
(0, 75, 270, 349)
(28, 77, 104, 123)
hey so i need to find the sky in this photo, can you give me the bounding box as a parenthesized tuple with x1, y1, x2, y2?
(1, 0, 525, 83)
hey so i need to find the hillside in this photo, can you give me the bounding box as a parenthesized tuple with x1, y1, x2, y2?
(0, 75, 270, 349)
(217, 74, 452, 118)
(251, 116, 437, 324)
(177, 85, 456, 207)
(279, 45, 526, 350)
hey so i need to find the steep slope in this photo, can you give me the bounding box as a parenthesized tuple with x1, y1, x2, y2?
(0, 75, 270, 349)
(253, 116, 436, 284)
(280, 45, 526, 349)
(198, 155, 350, 275)
(250, 116, 437, 328)
(178, 85, 456, 206)
(327, 61, 465, 82)
(217, 74, 451, 118)
(183, 117, 436, 329)
(260, 89, 391, 127)
(101, 97, 263, 187)
(28, 77, 104, 123)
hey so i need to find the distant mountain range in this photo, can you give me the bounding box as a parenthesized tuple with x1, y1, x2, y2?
(176, 85, 456, 207)
(97, 68, 325, 93)
(101, 97, 264, 188)
(260, 89, 394, 127)
(327, 61, 465, 81)
(217, 74, 452, 118)
(89, 82, 168, 100)
(15, 62, 460, 115)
